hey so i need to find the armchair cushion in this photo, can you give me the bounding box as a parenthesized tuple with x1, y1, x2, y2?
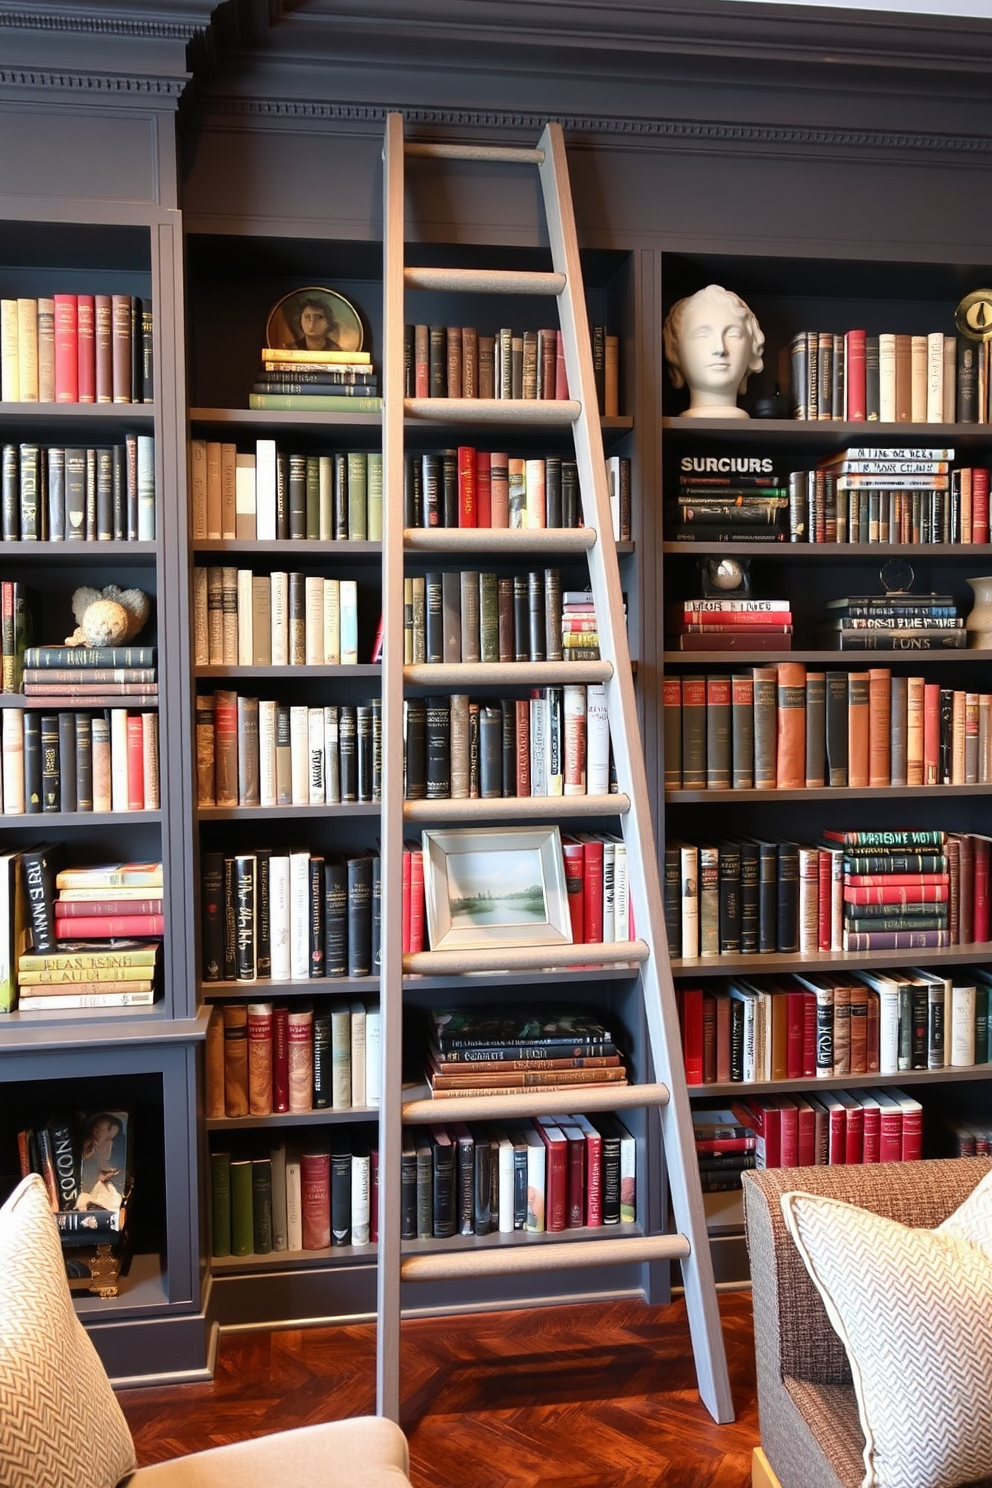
(0, 1173, 137, 1488)
(781, 1165, 992, 1488)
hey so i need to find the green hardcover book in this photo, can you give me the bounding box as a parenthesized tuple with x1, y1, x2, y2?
(346, 451, 368, 541)
(229, 1155, 254, 1257)
(305, 455, 320, 540)
(247, 392, 382, 413)
(331, 1002, 352, 1109)
(210, 1149, 232, 1258)
(366, 451, 383, 541)
(251, 1156, 273, 1255)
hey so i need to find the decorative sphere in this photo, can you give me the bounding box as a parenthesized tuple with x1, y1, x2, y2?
(710, 558, 744, 591)
(81, 599, 131, 648)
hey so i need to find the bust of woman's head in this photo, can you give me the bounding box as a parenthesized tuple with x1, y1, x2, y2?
(663, 284, 764, 419)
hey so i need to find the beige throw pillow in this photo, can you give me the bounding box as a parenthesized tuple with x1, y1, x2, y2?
(781, 1168, 992, 1488)
(0, 1173, 136, 1488)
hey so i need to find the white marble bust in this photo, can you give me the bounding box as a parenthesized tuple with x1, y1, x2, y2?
(663, 284, 764, 419)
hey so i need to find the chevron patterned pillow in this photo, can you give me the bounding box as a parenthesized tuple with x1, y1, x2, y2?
(0, 1173, 136, 1488)
(782, 1168, 992, 1488)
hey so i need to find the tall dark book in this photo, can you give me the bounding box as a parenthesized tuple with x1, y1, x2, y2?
(430, 1127, 457, 1238)
(233, 853, 257, 981)
(330, 1142, 352, 1245)
(346, 853, 373, 977)
(251, 1156, 273, 1255)
(312, 1005, 332, 1108)
(201, 850, 225, 980)
(425, 695, 451, 799)
(21, 841, 62, 953)
(323, 856, 348, 978)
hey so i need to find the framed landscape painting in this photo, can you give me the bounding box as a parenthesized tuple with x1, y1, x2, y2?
(422, 826, 572, 952)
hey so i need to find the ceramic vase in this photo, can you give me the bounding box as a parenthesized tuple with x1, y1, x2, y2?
(966, 576, 992, 648)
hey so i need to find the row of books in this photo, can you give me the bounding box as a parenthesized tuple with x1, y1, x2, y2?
(7, 932, 160, 1012)
(402, 684, 612, 801)
(200, 847, 399, 982)
(17, 1108, 133, 1243)
(663, 666, 992, 792)
(403, 449, 631, 541)
(190, 442, 383, 543)
(210, 1108, 636, 1257)
(697, 1089, 924, 1176)
(403, 323, 619, 414)
(666, 460, 786, 543)
(205, 999, 382, 1117)
(1, 437, 157, 543)
(192, 568, 367, 669)
(664, 829, 989, 958)
(404, 571, 600, 665)
(421, 1004, 626, 1097)
(680, 964, 992, 1087)
(195, 694, 382, 808)
(787, 330, 988, 424)
(0, 708, 159, 815)
(0, 293, 153, 405)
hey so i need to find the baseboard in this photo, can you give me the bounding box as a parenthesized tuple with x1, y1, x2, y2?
(752, 1447, 782, 1488)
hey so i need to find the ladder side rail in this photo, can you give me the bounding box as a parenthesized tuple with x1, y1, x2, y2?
(537, 121, 734, 1425)
(376, 109, 409, 1424)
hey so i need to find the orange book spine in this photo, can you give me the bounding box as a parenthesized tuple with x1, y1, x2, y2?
(775, 661, 806, 789)
(906, 675, 925, 786)
(868, 667, 892, 787)
(76, 293, 95, 403)
(847, 671, 870, 788)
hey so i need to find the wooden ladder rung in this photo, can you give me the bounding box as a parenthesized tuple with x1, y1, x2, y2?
(402, 1081, 670, 1125)
(404, 528, 597, 555)
(403, 940, 649, 976)
(405, 266, 565, 296)
(404, 660, 612, 687)
(405, 142, 544, 164)
(401, 1232, 690, 1283)
(402, 794, 630, 824)
(404, 396, 581, 425)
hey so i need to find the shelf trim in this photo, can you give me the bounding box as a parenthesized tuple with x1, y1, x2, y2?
(400, 1231, 689, 1282)
(401, 1080, 670, 1125)
(404, 940, 649, 976)
(402, 793, 629, 822)
(404, 660, 613, 686)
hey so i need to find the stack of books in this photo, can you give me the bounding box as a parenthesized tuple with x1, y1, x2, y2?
(562, 589, 604, 660)
(248, 348, 381, 413)
(17, 939, 160, 1010)
(817, 592, 965, 651)
(692, 1107, 756, 1192)
(667, 459, 788, 542)
(829, 828, 950, 951)
(422, 1005, 627, 1098)
(666, 597, 793, 652)
(22, 642, 158, 702)
(787, 446, 982, 546)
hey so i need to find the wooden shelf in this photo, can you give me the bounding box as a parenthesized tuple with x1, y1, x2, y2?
(194, 664, 381, 680)
(205, 1107, 378, 1130)
(666, 783, 992, 803)
(192, 539, 382, 559)
(662, 542, 992, 558)
(197, 802, 379, 820)
(663, 649, 989, 664)
(404, 660, 612, 686)
(687, 1065, 992, 1100)
(670, 942, 992, 977)
(402, 793, 629, 822)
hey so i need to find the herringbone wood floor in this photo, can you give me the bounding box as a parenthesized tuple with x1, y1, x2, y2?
(118, 1291, 760, 1487)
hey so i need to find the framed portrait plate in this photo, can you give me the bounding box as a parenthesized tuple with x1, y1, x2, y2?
(265, 285, 364, 354)
(422, 825, 572, 952)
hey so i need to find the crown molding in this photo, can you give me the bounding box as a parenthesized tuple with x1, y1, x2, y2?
(199, 96, 992, 162)
(0, 3, 216, 38)
(0, 68, 187, 96)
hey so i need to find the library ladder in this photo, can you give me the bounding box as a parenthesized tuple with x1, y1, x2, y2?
(377, 111, 733, 1426)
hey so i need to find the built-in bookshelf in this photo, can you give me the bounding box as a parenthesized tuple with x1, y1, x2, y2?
(660, 250, 992, 1281)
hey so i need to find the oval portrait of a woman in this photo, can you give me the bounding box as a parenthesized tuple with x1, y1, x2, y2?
(265, 286, 364, 353)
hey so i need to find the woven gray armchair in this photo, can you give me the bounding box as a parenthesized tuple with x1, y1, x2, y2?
(741, 1158, 992, 1488)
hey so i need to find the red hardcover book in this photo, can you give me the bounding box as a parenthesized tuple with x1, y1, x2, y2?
(889, 1087, 924, 1161)
(974, 834, 991, 943)
(839, 1092, 864, 1164)
(793, 1096, 817, 1167)
(489, 451, 509, 527)
(817, 850, 832, 951)
(671, 633, 793, 652)
(784, 989, 805, 1080)
(957, 833, 976, 945)
(677, 611, 793, 629)
(580, 835, 604, 943)
(775, 1097, 799, 1167)
(715, 991, 732, 1083)
(859, 1094, 881, 1164)
(54, 293, 78, 403)
(126, 712, 145, 810)
(867, 1089, 904, 1161)
(53, 912, 164, 937)
(370, 1145, 379, 1243)
(401, 849, 412, 955)
(457, 445, 476, 527)
(76, 293, 96, 403)
(843, 884, 948, 904)
(844, 874, 948, 891)
(845, 328, 867, 420)
(973, 467, 990, 546)
(924, 680, 941, 784)
(95, 293, 113, 402)
(475, 451, 492, 527)
(560, 1122, 586, 1228)
(818, 1093, 848, 1164)
(733, 1097, 782, 1169)
(536, 1119, 568, 1231)
(561, 836, 585, 943)
(694, 1134, 756, 1154)
(407, 844, 425, 953)
(679, 988, 704, 1084)
(578, 1119, 603, 1226)
(54, 897, 163, 917)
(801, 989, 818, 1077)
(272, 1004, 290, 1113)
(247, 1002, 274, 1115)
(300, 1149, 331, 1249)
(111, 293, 133, 402)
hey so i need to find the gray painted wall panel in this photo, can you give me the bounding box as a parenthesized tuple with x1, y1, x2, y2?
(0, 104, 163, 206)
